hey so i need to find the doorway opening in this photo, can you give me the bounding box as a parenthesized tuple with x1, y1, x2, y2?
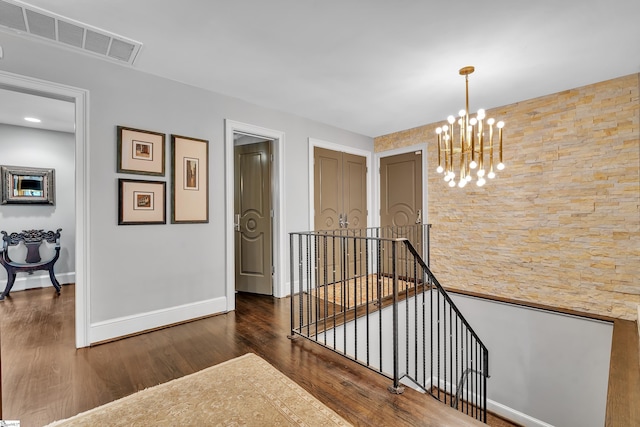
(0, 70, 89, 348)
(224, 120, 285, 310)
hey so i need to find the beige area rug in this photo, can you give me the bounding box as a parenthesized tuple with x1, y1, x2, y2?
(46, 353, 352, 427)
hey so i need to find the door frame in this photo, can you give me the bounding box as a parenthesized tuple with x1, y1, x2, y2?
(0, 70, 91, 348)
(374, 143, 428, 228)
(308, 138, 373, 232)
(225, 120, 285, 306)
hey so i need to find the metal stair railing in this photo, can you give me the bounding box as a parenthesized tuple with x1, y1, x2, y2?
(289, 224, 489, 423)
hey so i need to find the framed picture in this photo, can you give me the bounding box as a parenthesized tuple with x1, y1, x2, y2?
(117, 126, 165, 176)
(1, 165, 55, 205)
(118, 178, 166, 225)
(183, 157, 199, 190)
(171, 134, 209, 223)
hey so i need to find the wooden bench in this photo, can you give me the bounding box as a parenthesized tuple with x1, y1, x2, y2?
(0, 229, 62, 300)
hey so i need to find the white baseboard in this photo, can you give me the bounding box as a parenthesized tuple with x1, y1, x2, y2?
(487, 399, 554, 427)
(427, 377, 553, 427)
(89, 296, 228, 344)
(1, 272, 75, 292)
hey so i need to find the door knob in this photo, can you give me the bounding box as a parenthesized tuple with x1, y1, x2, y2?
(234, 213, 241, 231)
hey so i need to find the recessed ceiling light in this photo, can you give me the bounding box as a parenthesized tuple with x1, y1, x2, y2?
(24, 117, 41, 123)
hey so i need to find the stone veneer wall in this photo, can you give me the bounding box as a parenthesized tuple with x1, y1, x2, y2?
(375, 74, 639, 321)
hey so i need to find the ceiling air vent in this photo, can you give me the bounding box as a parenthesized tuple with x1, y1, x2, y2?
(0, 0, 142, 66)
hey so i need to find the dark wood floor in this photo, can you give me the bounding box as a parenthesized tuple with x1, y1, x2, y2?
(0, 285, 489, 427)
(0, 285, 637, 427)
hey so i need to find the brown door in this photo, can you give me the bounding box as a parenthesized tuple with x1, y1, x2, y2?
(314, 147, 342, 232)
(342, 152, 367, 230)
(234, 141, 272, 295)
(380, 151, 424, 270)
(313, 147, 367, 284)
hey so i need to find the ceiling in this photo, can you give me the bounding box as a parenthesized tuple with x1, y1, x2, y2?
(2, 0, 639, 137)
(0, 87, 75, 133)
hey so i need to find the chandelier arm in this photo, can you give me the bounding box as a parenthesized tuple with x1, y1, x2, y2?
(499, 127, 503, 165)
(489, 122, 494, 170)
(479, 119, 484, 172)
(471, 121, 475, 166)
(450, 129, 454, 175)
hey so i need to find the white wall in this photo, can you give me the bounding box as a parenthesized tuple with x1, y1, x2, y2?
(449, 294, 612, 427)
(0, 124, 75, 289)
(0, 31, 372, 342)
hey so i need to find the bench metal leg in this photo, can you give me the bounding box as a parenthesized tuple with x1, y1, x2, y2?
(48, 267, 61, 295)
(0, 272, 16, 300)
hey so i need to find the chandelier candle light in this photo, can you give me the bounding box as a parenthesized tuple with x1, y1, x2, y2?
(435, 66, 504, 188)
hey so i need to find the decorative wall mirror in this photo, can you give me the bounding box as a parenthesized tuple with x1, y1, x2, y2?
(1, 165, 55, 205)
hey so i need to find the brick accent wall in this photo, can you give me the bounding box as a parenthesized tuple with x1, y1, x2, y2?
(375, 74, 640, 321)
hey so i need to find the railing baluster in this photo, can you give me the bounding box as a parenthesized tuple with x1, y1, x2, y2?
(475, 336, 479, 420)
(321, 234, 328, 345)
(430, 271, 434, 398)
(353, 235, 358, 361)
(416, 254, 424, 378)
(422, 263, 426, 388)
(471, 336, 475, 418)
(377, 238, 383, 374)
(297, 234, 302, 335)
(444, 295, 448, 404)
(342, 235, 347, 356)
(406, 245, 411, 382)
(365, 237, 370, 366)
(390, 240, 401, 393)
(330, 234, 337, 348)
(455, 314, 459, 412)
(437, 280, 441, 401)
(449, 303, 452, 406)
(484, 347, 489, 422)
(314, 235, 319, 338)
(307, 234, 312, 336)
(466, 329, 470, 415)
(289, 233, 294, 336)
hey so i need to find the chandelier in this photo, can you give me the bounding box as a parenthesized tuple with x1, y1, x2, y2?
(435, 66, 504, 188)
